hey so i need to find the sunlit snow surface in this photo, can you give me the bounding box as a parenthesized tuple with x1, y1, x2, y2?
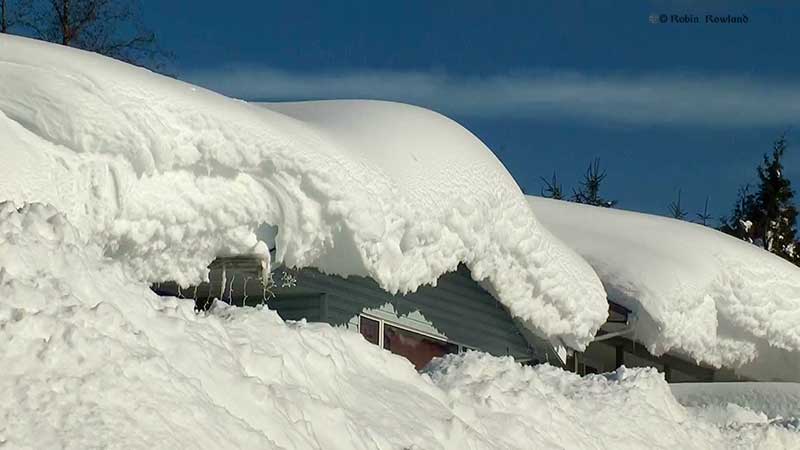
(0, 205, 795, 450)
(1, 36, 799, 448)
(0, 35, 606, 348)
(529, 196, 800, 381)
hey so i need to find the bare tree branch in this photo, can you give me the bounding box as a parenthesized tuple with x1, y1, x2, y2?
(6, 0, 171, 72)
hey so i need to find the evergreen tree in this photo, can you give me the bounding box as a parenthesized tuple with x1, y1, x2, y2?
(720, 185, 756, 242)
(752, 134, 798, 260)
(540, 172, 564, 200)
(721, 134, 799, 263)
(668, 189, 688, 220)
(572, 158, 617, 208)
(695, 196, 713, 226)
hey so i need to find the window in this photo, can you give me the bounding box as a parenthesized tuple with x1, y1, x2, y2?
(383, 323, 459, 370)
(359, 316, 380, 345)
(607, 301, 630, 324)
(358, 314, 460, 370)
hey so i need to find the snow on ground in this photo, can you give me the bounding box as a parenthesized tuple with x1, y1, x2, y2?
(672, 383, 800, 440)
(0, 34, 605, 349)
(0, 203, 796, 449)
(429, 353, 800, 449)
(528, 196, 800, 380)
(671, 382, 800, 422)
(4, 202, 797, 449)
(1, 36, 799, 449)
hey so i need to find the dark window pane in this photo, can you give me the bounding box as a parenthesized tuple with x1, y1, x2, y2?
(359, 316, 380, 345)
(383, 323, 458, 370)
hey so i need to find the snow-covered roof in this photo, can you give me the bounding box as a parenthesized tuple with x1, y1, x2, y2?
(528, 196, 800, 381)
(0, 35, 606, 349)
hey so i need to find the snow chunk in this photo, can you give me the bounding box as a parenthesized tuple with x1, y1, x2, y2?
(0, 35, 606, 348)
(528, 196, 800, 379)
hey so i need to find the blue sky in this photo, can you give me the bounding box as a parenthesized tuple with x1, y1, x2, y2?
(145, 1, 800, 220)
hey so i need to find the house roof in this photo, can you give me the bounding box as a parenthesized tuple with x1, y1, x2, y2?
(528, 196, 800, 381)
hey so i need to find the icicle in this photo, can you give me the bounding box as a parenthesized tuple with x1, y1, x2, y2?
(219, 263, 227, 301)
(242, 277, 250, 307)
(227, 272, 236, 305)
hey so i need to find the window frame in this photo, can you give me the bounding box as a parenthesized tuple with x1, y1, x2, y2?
(358, 313, 472, 353)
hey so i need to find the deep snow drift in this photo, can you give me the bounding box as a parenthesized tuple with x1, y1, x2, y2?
(0, 35, 605, 349)
(528, 196, 800, 381)
(5, 202, 798, 449)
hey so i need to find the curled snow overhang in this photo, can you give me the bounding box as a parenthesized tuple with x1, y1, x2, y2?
(0, 35, 607, 349)
(528, 196, 800, 381)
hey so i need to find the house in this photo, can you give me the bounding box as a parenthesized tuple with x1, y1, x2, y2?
(153, 257, 564, 370)
(528, 195, 800, 383)
(152, 189, 800, 382)
(143, 109, 798, 382)
(569, 301, 743, 382)
(154, 193, 800, 383)
(152, 256, 738, 380)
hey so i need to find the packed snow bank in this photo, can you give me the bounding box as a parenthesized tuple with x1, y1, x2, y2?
(671, 383, 800, 422)
(528, 196, 800, 380)
(0, 34, 606, 348)
(429, 354, 800, 449)
(0, 202, 479, 449)
(5, 202, 798, 449)
(671, 383, 800, 434)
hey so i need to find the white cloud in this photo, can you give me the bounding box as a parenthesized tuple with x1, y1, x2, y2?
(185, 67, 800, 127)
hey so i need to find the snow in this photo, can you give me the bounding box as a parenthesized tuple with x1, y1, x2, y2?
(671, 382, 800, 421)
(528, 196, 800, 380)
(0, 34, 606, 349)
(2, 204, 796, 449)
(429, 354, 800, 449)
(1, 35, 799, 448)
